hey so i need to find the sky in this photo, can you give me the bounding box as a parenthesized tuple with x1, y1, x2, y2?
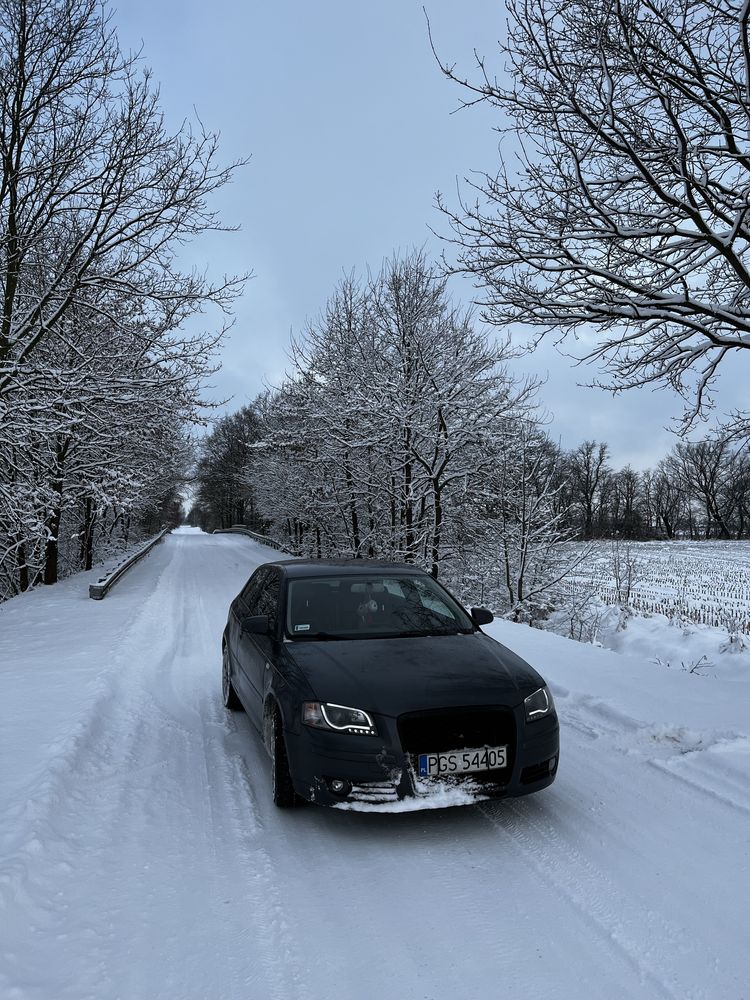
(112, 0, 746, 471)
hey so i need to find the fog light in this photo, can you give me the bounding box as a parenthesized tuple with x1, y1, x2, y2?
(549, 755, 557, 774)
(328, 778, 351, 796)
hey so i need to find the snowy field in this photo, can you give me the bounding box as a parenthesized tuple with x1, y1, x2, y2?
(1, 529, 749, 1000)
(562, 539, 750, 633)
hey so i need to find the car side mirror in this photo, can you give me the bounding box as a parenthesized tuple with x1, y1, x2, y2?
(242, 614, 270, 635)
(470, 607, 494, 627)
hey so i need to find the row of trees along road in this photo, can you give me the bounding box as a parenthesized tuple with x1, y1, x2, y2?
(192, 252, 591, 622)
(0, 0, 244, 600)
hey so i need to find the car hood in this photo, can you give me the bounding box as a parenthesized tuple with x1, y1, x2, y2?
(285, 632, 545, 717)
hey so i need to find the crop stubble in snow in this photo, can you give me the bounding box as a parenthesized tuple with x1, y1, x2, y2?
(0, 530, 748, 1000)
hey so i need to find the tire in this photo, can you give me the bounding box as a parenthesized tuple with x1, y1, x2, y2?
(222, 644, 243, 711)
(271, 708, 298, 808)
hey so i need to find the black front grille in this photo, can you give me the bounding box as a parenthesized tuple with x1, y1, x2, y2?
(397, 706, 517, 783)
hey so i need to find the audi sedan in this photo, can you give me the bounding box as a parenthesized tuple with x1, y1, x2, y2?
(221, 559, 559, 808)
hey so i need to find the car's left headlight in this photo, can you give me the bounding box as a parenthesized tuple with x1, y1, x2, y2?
(302, 702, 378, 736)
(524, 686, 554, 722)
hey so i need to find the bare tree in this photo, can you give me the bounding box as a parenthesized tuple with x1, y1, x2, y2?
(0, 0, 244, 398)
(434, 0, 750, 429)
(245, 252, 536, 580)
(648, 462, 688, 538)
(0, 303, 201, 590)
(665, 437, 735, 537)
(724, 446, 750, 536)
(485, 420, 585, 621)
(567, 440, 611, 538)
(610, 537, 641, 608)
(609, 465, 644, 537)
(369, 253, 536, 576)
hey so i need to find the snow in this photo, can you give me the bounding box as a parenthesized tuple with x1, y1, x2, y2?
(1, 530, 749, 1000)
(333, 782, 491, 813)
(592, 605, 750, 680)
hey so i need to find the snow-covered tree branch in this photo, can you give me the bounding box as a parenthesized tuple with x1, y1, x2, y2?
(435, 0, 750, 430)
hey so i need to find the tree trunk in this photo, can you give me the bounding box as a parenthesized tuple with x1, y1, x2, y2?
(43, 437, 69, 585)
(402, 428, 415, 561)
(430, 479, 443, 579)
(390, 474, 398, 555)
(584, 502, 593, 540)
(43, 506, 62, 585)
(16, 539, 29, 593)
(343, 454, 361, 555)
(79, 497, 96, 571)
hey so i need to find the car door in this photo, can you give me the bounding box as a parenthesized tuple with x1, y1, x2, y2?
(236, 568, 281, 728)
(230, 569, 266, 713)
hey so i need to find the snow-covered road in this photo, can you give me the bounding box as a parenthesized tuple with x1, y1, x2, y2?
(1, 530, 748, 1000)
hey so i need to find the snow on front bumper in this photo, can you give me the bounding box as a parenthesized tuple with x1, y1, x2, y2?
(332, 778, 493, 813)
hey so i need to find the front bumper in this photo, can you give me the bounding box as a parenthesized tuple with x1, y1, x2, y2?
(284, 710, 559, 808)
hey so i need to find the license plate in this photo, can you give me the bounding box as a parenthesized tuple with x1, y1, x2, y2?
(418, 745, 508, 777)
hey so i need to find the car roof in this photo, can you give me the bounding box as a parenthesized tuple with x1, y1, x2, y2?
(267, 558, 430, 579)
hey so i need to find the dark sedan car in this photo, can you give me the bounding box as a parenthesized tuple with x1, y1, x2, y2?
(221, 559, 559, 808)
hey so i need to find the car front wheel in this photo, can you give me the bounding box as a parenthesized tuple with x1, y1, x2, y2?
(222, 645, 242, 711)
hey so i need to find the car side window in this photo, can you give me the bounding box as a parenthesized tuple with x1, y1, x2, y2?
(241, 569, 268, 611)
(256, 572, 281, 630)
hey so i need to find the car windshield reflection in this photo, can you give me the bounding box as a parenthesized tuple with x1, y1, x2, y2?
(286, 575, 475, 640)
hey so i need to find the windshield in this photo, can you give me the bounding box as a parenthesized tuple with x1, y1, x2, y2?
(285, 574, 475, 640)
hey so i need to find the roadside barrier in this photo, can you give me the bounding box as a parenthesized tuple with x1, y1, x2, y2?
(88, 528, 171, 600)
(212, 525, 293, 555)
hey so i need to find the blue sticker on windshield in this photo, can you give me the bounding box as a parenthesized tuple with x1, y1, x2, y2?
(294, 624, 311, 632)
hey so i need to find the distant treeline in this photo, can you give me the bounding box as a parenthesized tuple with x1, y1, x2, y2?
(194, 424, 750, 546)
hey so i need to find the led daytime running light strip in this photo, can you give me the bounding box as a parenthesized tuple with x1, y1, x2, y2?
(527, 688, 549, 718)
(320, 702, 375, 732)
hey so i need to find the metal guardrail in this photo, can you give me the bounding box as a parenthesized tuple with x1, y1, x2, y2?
(212, 525, 293, 555)
(88, 528, 171, 600)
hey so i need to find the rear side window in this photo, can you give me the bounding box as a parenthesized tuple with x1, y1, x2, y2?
(241, 569, 267, 610)
(256, 572, 281, 630)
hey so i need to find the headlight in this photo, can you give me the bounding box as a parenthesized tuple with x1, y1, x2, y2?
(524, 686, 554, 722)
(302, 702, 378, 736)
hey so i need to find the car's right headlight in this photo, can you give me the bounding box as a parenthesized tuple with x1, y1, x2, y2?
(302, 702, 378, 736)
(524, 686, 554, 723)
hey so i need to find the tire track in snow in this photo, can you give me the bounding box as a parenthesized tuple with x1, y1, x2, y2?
(162, 550, 306, 1000)
(0, 542, 180, 905)
(85, 533, 306, 1000)
(1, 534, 306, 1000)
(478, 789, 700, 999)
(561, 688, 750, 818)
(649, 747, 750, 816)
